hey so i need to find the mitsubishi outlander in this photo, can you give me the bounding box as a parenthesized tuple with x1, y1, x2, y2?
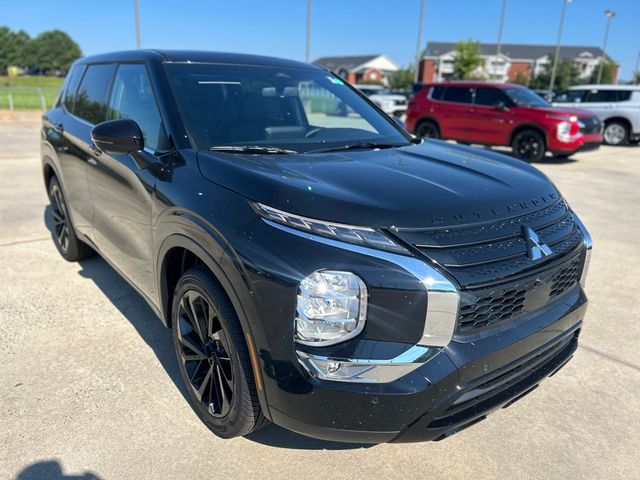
(42, 50, 592, 443)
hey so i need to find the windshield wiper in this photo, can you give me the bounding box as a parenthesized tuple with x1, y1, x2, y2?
(208, 145, 298, 155)
(305, 142, 405, 154)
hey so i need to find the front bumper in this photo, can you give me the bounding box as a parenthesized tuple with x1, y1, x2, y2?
(269, 285, 587, 443)
(549, 132, 602, 154)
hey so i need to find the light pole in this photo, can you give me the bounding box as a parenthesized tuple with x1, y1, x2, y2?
(305, 0, 312, 63)
(596, 10, 615, 84)
(495, 0, 508, 80)
(414, 0, 426, 83)
(133, 0, 141, 49)
(549, 0, 572, 91)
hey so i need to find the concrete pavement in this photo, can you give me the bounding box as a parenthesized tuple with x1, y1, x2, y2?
(1, 113, 639, 480)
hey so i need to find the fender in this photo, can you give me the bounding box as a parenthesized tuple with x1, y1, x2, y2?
(156, 231, 272, 419)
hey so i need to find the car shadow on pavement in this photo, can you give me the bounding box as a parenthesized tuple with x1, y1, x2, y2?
(16, 460, 102, 480)
(43, 207, 372, 451)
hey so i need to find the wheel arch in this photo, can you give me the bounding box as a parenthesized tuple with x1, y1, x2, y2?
(603, 116, 632, 130)
(414, 116, 441, 135)
(508, 123, 548, 147)
(157, 233, 271, 419)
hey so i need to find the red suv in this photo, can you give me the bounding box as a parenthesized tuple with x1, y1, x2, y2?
(406, 82, 603, 161)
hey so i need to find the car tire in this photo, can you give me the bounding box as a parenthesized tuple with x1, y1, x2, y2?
(172, 266, 268, 439)
(48, 176, 94, 262)
(415, 120, 440, 139)
(511, 129, 546, 162)
(603, 120, 629, 146)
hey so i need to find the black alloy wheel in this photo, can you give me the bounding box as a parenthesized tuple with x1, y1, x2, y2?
(416, 120, 440, 139)
(172, 266, 267, 438)
(176, 289, 234, 417)
(511, 129, 545, 162)
(47, 177, 94, 261)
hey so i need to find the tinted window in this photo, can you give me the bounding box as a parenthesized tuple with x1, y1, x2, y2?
(442, 87, 473, 104)
(107, 64, 168, 151)
(166, 64, 409, 153)
(430, 86, 445, 100)
(74, 64, 116, 125)
(554, 90, 587, 103)
(585, 90, 631, 102)
(474, 87, 508, 106)
(503, 87, 548, 107)
(62, 65, 84, 112)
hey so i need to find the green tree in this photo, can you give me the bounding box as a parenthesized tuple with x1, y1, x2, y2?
(388, 67, 415, 91)
(0, 27, 31, 73)
(513, 70, 529, 86)
(452, 40, 482, 80)
(530, 57, 581, 92)
(588, 60, 616, 84)
(24, 29, 82, 74)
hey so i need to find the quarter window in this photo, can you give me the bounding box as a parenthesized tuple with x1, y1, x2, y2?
(107, 64, 168, 151)
(442, 87, 473, 104)
(74, 64, 116, 125)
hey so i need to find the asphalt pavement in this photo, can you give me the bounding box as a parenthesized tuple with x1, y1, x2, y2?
(1, 112, 638, 480)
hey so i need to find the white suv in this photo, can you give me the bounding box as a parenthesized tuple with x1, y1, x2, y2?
(354, 84, 408, 118)
(553, 85, 640, 146)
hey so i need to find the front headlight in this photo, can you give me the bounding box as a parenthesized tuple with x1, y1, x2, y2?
(295, 270, 367, 346)
(252, 202, 409, 254)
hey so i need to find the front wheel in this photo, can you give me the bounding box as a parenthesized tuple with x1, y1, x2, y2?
(603, 120, 629, 146)
(172, 266, 267, 438)
(415, 120, 440, 139)
(511, 129, 546, 162)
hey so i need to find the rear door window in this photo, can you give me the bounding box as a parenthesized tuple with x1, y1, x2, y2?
(584, 90, 631, 102)
(74, 63, 116, 125)
(442, 86, 473, 104)
(430, 86, 445, 100)
(61, 65, 85, 112)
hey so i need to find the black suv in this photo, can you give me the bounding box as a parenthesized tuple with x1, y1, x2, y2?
(42, 50, 592, 443)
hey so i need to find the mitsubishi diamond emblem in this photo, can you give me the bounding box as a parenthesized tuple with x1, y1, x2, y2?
(523, 226, 552, 261)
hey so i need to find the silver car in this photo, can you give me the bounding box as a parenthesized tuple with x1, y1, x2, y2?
(553, 85, 640, 146)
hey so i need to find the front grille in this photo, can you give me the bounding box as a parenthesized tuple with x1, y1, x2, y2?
(456, 251, 584, 331)
(390, 199, 586, 333)
(580, 116, 602, 135)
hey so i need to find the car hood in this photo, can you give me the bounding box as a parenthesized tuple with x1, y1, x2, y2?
(196, 140, 560, 229)
(526, 105, 595, 118)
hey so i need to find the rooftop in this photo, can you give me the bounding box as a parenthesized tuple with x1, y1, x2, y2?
(424, 42, 612, 62)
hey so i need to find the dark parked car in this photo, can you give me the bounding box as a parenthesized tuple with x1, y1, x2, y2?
(42, 51, 592, 443)
(406, 82, 603, 161)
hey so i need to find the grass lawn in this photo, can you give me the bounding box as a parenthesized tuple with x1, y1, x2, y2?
(0, 76, 64, 110)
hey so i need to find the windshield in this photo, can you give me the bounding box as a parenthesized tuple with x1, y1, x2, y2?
(503, 86, 549, 107)
(165, 64, 410, 153)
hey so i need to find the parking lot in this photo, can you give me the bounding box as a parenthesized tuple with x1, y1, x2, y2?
(1, 111, 638, 480)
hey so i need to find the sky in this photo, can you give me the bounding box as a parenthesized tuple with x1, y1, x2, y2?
(3, 0, 639, 80)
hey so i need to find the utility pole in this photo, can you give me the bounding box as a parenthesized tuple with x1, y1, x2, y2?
(414, 0, 426, 83)
(306, 0, 312, 63)
(597, 10, 615, 84)
(495, 0, 508, 80)
(134, 0, 141, 49)
(549, 0, 572, 91)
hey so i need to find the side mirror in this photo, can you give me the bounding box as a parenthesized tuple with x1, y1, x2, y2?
(495, 101, 509, 112)
(91, 119, 144, 154)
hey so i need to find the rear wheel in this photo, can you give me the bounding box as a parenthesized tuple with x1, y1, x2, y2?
(48, 176, 94, 261)
(511, 129, 545, 162)
(603, 120, 629, 146)
(172, 266, 267, 438)
(415, 120, 440, 139)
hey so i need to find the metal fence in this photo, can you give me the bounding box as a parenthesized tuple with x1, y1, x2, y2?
(0, 86, 60, 110)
